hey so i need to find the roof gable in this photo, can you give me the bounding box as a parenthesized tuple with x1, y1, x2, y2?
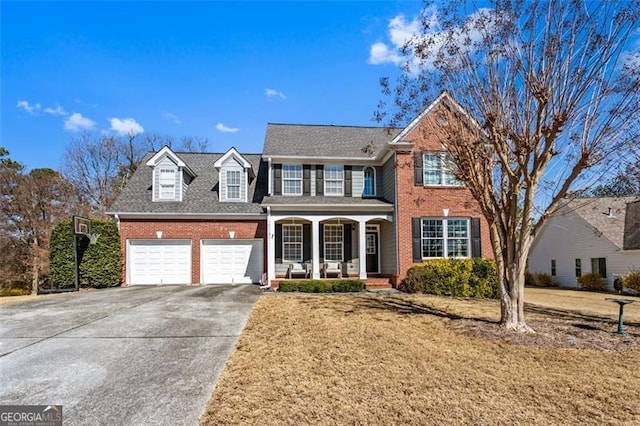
(214, 147, 252, 169)
(145, 145, 196, 177)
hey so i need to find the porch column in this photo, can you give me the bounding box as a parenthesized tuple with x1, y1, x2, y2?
(358, 219, 367, 279)
(267, 216, 276, 282)
(311, 219, 320, 279)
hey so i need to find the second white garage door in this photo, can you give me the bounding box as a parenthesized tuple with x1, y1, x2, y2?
(128, 240, 191, 285)
(201, 239, 263, 284)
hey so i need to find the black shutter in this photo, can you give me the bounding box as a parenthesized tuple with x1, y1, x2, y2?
(303, 223, 311, 263)
(319, 223, 324, 261)
(412, 218, 422, 262)
(344, 166, 352, 197)
(471, 217, 481, 258)
(275, 223, 283, 263)
(343, 224, 352, 261)
(414, 152, 423, 186)
(303, 165, 311, 195)
(316, 165, 324, 195)
(273, 164, 282, 195)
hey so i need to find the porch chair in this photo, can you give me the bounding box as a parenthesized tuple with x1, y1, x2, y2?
(322, 262, 342, 279)
(287, 263, 308, 279)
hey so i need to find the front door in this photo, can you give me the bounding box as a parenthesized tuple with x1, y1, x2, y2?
(365, 229, 379, 273)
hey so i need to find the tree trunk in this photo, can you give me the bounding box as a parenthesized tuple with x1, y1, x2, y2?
(31, 241, 39, 295)
(499, 259, 534, 333)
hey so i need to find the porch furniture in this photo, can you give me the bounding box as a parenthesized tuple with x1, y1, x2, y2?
(288, 263, 308, 279)
(322, 262, 342, 278)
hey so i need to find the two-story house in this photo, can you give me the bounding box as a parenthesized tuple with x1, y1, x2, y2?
(108, 92, 492, 288)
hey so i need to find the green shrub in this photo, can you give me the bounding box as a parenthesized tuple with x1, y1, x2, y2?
(277, 279, 364, 293)
(577, 272, 606, 291)
(622, 270, 640, 292)
(278, 281, 299, 292)
(534, 273, 558, 287)
(404, 258, 499, 299)
(49, 219, 121, 288)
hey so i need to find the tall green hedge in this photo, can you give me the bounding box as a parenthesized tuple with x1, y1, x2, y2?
(403, 258, 499, 299)
(49, 218, 121, 288)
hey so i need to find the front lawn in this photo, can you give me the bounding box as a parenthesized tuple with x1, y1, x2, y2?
(202, 289, 640, 425)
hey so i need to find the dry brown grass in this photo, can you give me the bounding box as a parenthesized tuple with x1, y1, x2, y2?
(202, 290, 640, 425)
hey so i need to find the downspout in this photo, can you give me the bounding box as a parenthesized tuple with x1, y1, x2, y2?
(393, 151, 400, 285)
(267, 157, 272, 196)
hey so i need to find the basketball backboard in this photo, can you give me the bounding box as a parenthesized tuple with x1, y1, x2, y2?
(73, 216, 91, 236)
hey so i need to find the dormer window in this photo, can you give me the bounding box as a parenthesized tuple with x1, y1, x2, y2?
(159, 168, 177, 200)
(214, 147, 254, 203)
(226, 170, 242, 200)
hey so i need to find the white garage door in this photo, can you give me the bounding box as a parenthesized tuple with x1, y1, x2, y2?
(201, 239, 263, 284)
(128, 240, 191, 285)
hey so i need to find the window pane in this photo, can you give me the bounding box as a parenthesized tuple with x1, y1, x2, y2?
(447, 238, 468, 257)
(159, 168, 176, 199)
(421, 218, 470, 259)
(282, 164, 302, 195)
(324, 165, 343, 195)
(283, 224, 303, 262)
(422, 220, 443, 238)
(447, 220, 468, 238)
(226, 170, 241, 199)
(363, 167, 375, 196)
(575, 259, 582, 277)
(324, 224, 343, 261)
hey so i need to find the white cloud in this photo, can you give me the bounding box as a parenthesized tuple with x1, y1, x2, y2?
(109, 117, 144, 136)
(16, 100, 41, 115)
(64, 113, 96, 132)
(216, 122, 239, 133)
(368, 15, 420, 65)
(368, 42, 402, 65)
(44, 105, 68, 116)
(163, 111, 182, 125)
(265, 88, 287, 100)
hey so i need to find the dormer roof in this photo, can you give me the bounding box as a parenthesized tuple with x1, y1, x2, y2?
(214, 147, 255, 178)
(145, 145, 196, 177)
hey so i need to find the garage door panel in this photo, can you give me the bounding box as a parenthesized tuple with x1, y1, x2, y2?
(201, 240, 263, 284)
(128, 240, 191, 285)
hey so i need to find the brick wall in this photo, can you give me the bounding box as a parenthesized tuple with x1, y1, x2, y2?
(395, 106, 494, 282)
(119, 219, 267, 285)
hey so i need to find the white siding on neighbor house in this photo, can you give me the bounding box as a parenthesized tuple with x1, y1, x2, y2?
(219, 157, 247, 202)
(153, 156, 181, 202)
(379, 220, 397, 275)
(352, 166, 363, 197)
(529, 212, 640, 290)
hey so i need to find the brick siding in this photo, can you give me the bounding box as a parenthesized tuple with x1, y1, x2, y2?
(119, 219, 267, 285)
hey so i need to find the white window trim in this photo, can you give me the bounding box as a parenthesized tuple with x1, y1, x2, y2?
(282, 224, 303, 263)
(421, 218, 470, 259)
(324, 165, 344, 196)
(362, 166, 376, 197)
(158, 167, 177, 201)
(225, 169, 242, 201)
(423, 152, 462, 187)
(323, 223, 344, 261)
(282, 164, 303, 196)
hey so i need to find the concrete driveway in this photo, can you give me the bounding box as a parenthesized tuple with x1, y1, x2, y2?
(0, 285, 260, 425)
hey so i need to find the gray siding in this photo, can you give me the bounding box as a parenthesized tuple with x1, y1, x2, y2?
(379, 220, 397, 275)
(381, 154, 396, 202)
(153, 156, 180, 201)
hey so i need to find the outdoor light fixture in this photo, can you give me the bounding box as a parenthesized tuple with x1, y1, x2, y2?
(156, 231, 163, 239)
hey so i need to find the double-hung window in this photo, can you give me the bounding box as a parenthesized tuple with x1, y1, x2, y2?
(591, 257, 607, 278)
(423, 153, 461, 186)
(421, 218, 469, 258)
(282, 224, 303, 262)
(226, 170, 241, 200)
(323, 224, 343, 261)
(159, 168, 177, 200)
(282, 164, 302, 195)
(324, 165, 344, 196)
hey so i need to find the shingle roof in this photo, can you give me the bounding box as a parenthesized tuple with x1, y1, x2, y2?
(624, 200, 640, 250)
(108, 152, 267, 215)
(262, 195, 393, 209)
(561, 197, 639, 249)
(263, 123, 402, 159)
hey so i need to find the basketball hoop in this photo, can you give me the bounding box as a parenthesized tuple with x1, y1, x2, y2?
(89, 233, 100, 245)
(73, 216, 91, 236)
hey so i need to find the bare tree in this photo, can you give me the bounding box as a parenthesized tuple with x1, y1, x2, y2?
(380, 0, 640, 331)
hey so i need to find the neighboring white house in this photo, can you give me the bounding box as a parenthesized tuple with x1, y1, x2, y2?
(528, 197, 640, 290)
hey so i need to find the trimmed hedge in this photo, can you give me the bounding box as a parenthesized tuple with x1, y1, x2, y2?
(278, 279, 364, 293)
(577, 272, 606, 291)
(403, 258, 499, 299)
(49, 219, 121, 288)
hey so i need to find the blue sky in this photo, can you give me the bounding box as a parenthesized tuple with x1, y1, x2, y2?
(1, 1, 424, 170)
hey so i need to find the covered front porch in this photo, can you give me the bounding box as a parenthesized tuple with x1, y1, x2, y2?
(267, 213, 395, 285)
